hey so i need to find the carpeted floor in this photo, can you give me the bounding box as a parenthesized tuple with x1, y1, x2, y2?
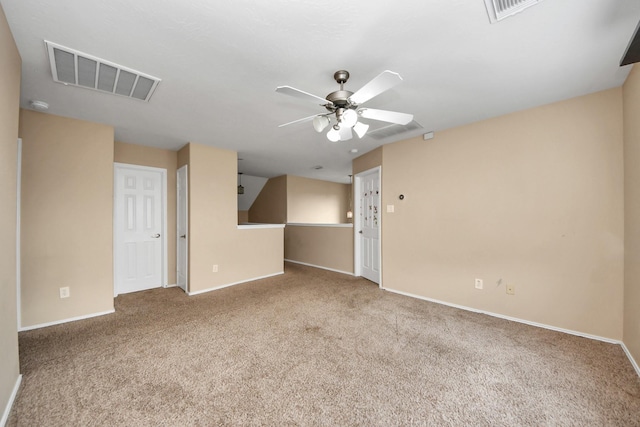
(8, 263, 640, 426)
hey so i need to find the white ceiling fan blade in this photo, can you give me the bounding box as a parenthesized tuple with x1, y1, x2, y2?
(278, 114, 319, 128)
(359, 108, 413, 125)
(276, 86, 333, 106)
(338, 126, 353, 141)
(349, 70, 403, 105)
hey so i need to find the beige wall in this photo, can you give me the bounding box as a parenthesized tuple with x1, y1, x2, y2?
(249, 175, 287, 224)
(185, 143, 283, 293)
(177, 143, 189, 169)
(114, 141, 177, 285)
(623, 66, 640, 367)
(19, 110, 115, 327)
(287, 175, 350, 224)
(285, 225, 354, 274)
(381, 88, 624, 340)
(0, 3, 21, 418)
(353, 146, 383, 175)
(250, 175, 350, 224)
(238, 210, 249, 223)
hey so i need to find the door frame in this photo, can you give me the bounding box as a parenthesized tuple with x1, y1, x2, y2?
(16, 138, 22, 329)
(176, 164, 188, 293)
(354, 166, 382, 288)
(113, 163, 168, 297)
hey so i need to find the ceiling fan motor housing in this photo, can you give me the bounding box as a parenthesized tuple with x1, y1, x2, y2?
(326, 90, 354, 111)
(325, 70, 358, 112)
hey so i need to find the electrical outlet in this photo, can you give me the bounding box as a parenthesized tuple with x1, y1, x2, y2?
(506, 284, 515, 295)
(475, 278, 483, 290)
(212, 264, 218, 273)
(59, 287, 70, 299)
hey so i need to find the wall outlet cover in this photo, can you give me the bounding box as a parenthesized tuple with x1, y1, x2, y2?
(59, 287, 70, 298)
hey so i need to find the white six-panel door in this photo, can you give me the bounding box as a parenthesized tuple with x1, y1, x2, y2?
(356, 167, 381, 285)
(114, 164, 166, 295)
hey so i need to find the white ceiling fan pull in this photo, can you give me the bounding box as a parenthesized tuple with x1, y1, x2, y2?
(349, 70, 403, 105)
(276, 86, 333, 106)
(359, 108, 413, 125)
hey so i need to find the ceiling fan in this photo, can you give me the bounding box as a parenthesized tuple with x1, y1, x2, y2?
(276, 70, 413, 142)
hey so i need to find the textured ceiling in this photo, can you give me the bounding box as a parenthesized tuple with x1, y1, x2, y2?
(2, 0, 639, 183)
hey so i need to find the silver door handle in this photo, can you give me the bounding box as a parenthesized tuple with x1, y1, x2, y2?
(180, 235, 186, 239)
(152, 233, 161, 238)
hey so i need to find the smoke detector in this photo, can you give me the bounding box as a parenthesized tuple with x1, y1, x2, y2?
(29, 100, 49, 110)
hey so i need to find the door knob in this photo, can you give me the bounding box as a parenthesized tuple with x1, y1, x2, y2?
(359, 230, 363, 234)
(180, 235, 186, 239)
(152, 233, 161, 238)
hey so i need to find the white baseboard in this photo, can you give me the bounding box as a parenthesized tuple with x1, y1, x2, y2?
(621, 342, 640, 378)
(187, 272, 284, 296)
(284, 259, 354, 276)
(384, 287, 623, 345)
(18, 309, 115, 332)
(0, 374, 21, 427)
(164, 283, 177, 288)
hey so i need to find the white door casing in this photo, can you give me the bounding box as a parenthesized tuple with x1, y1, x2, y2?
(176, 165, 188, 292)
(114, 163, 167, 296)
(355, 167, 381, 285)
(16, 138, 22, 329)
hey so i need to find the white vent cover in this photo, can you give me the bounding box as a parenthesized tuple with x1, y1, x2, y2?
(366, 121, 423, 141)
(484, 0, 541, 23)
(45, 41, 161, 102)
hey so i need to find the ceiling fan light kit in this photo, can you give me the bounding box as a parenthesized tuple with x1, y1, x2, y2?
(313, 115, 330, 132)
(276, 70, 413, 142)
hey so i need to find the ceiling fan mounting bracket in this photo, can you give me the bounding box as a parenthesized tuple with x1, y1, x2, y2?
(333, 70, 350, 84)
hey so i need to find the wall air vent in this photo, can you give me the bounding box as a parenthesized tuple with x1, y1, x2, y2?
(366, 121, 423, 141)
(45, 41, 161, 102)
(483, 0, 541, 24)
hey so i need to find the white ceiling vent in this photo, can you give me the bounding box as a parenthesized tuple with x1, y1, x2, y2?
(45, 41, 161, 102)
(366, 121, 423, 141)
(483, 0, 541, 23)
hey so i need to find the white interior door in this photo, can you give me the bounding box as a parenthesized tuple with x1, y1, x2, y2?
(177, 165, 188, 293)
(356, 167, 381, 285)
(114, 164, 166, 295)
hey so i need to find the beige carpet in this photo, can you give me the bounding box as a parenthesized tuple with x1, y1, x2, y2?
(8, 263, 640, 426)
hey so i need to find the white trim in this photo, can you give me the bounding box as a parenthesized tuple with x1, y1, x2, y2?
(187, 272, 284, 296)
(164, 283, 177, 288)
(18, 309, 115, 332)
(113, 163, 168, 297)
(621, 342, 640, 378)
(284, 259, 354, 276)
(176, 165, 188, 293)
(384, 287, 622, 344)
(237, 224, 285, 230)
(16, 138, 21, 330)
(0, 374, 21, 427)
(286, 223, 353, 228)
